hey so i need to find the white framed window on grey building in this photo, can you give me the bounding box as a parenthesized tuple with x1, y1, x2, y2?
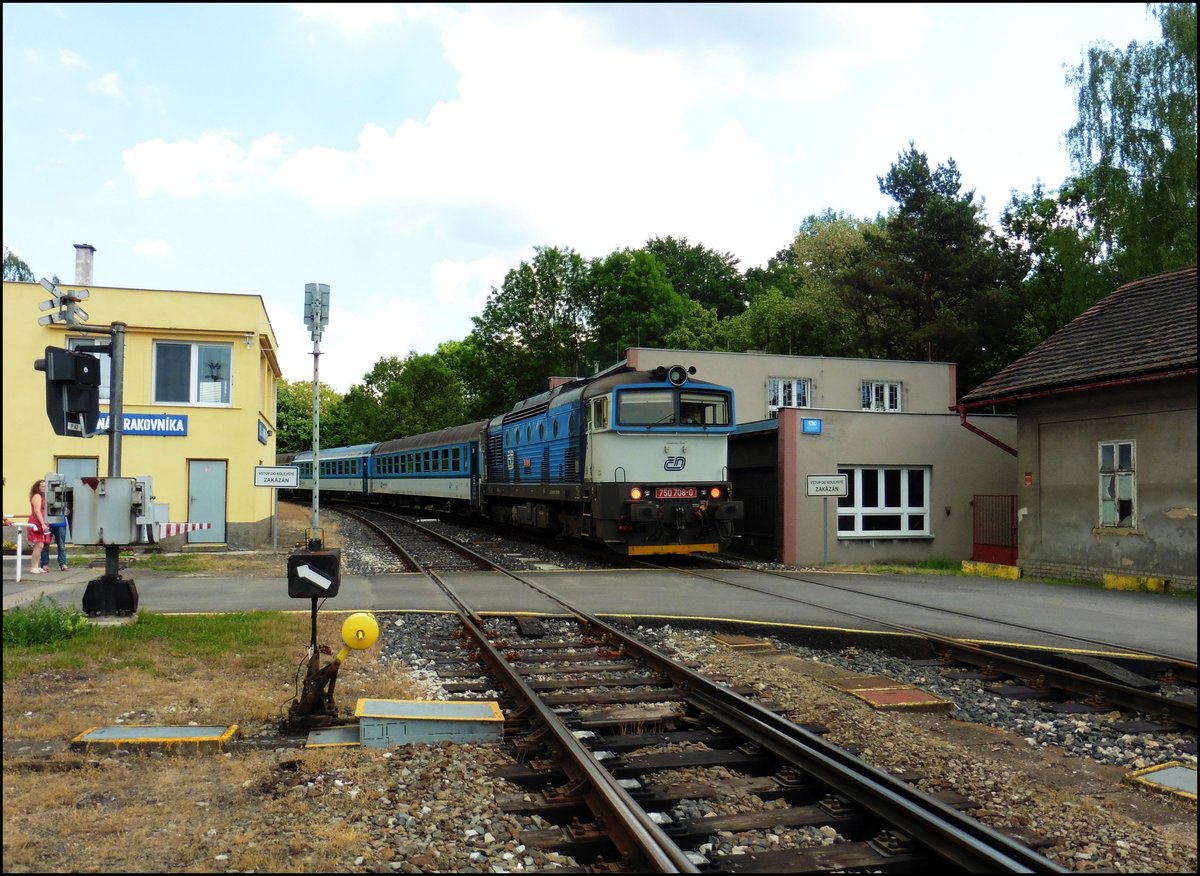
(153, 341, 232, 405)
(861, 380, 901, 412)
(767, 377, 811, 418)
(66, 337, 111, 402)
(837, 465, 930, 536)
(1098, 440, 1136, 527)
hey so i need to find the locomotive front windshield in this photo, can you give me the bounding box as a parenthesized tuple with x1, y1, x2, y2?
(617, 388, 732, 427)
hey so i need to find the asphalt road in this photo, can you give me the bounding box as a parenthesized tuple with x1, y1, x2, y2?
(5, 561, 1196, 662)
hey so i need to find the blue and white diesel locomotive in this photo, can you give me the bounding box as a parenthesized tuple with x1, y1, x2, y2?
(285, 363, 744, 555)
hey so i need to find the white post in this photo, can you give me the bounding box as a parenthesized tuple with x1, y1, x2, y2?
(10, 522, 33, 583)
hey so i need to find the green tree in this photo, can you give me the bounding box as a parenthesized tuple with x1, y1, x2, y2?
(275, 379, 342, 454)
(1000, 182, 1115, 350)
(644, 236, 747, 318)
(3, 250, 34, 282)
(469, 246, 591, 405)
(842, 144, 1027, 395)
(353, 355, 407, 439)
(380, 351, 468, 436)
(1065, 2, 1197, 279)
(662, 299, 727, 351)
(584, 248, 687, 365)
(742, 244, 800, 303)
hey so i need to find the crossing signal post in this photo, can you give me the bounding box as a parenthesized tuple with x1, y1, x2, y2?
(32, 278, 137, 617)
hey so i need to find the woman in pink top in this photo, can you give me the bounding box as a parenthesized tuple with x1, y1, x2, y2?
(26, 479, 52, 574)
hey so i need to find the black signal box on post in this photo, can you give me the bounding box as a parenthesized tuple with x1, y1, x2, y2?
(34, 346, 101, 437)
(287, 548, 341, 599)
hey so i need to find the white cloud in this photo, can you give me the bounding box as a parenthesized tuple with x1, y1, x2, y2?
(272, 293, 435, 390)
(133, 239, 169, 257)
(123, 132, 284, 197)
(88, 72, 121, 96)
(293, 3, 402, 36)
(58, 48, 85, 68)
(431, 256, 507, 311)
(62, 130, 86, 144)
(267, 5, 928, 268)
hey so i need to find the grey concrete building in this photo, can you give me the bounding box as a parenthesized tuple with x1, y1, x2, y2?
(957, 266, 1198, 590)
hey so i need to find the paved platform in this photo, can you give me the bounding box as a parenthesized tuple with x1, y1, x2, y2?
(4, 565, 1196, 662)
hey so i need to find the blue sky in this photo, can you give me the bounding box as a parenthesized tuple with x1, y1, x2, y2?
(3, 3, 1163, 392)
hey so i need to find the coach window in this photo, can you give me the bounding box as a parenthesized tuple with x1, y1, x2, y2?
(441, 448, 449, 470)
(153, 341, 232, 405)
(452, 447, 461, 471)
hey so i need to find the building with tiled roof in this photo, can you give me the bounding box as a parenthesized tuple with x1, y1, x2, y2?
(958, 266, 1197, 590)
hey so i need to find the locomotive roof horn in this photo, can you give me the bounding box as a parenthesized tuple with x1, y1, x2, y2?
(658, 364, 695, 386)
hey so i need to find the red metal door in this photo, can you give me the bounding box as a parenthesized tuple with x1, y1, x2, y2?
(973, 494, 1017, 565)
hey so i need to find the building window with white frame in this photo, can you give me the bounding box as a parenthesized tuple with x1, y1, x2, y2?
(767, 377, 811, 419)
(837, 465, 930, 536)
(153, 341, 232, 405)
(1098, 440, 1136, 527)
(67, 337, 111, 402)
(861, 380, 901, 412)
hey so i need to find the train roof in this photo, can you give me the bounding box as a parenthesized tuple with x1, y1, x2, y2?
(374, 420, 489, 454)
(494, 366, 733, 425)
(290, 443, 378, 463)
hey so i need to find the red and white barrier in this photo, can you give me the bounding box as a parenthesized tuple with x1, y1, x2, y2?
(157, 522, 213, 538)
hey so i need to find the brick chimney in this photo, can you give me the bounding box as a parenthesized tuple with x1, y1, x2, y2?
(74, 243, 95, 286)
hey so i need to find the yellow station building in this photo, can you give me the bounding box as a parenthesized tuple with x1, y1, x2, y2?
(3, 245, 283, 550)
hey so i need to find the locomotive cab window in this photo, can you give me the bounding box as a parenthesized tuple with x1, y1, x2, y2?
(680, 391, 731, 426)
(588, 398, 610, 431)
(618, 390, 675, 426)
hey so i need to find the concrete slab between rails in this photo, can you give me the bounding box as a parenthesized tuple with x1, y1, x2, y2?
(823, 676, 953, 713)
(1124, 761, 1197, 801)
(961, 560, 1021, 580)
(69, 724, 239, 755)
(710, 633, 776, 652)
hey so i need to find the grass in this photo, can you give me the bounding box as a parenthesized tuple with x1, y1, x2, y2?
(2, 611, 301, 683)
(2, 597, 92, 648)
(860, 557, 963, 575)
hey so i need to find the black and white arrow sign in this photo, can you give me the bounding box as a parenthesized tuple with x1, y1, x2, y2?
(295, 564, 332, 591)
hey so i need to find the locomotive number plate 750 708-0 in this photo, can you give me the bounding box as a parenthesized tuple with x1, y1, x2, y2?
(655, 487, 697, 499)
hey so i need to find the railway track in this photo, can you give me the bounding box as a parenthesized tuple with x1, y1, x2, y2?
(642, 556, 1198, 732)
(325, 503, 496, 572)
(330, 507, 1066, 872)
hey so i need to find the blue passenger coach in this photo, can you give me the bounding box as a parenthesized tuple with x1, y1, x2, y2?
(369, 421, 487, 514)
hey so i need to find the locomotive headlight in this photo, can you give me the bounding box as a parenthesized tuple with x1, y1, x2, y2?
(629, 487, 645, 501)
(709, 486, 723, 499)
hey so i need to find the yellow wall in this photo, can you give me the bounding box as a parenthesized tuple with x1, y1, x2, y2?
(3, 281, 282, 549)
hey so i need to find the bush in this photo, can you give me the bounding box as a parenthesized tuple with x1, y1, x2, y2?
(3, 597, 91, 647)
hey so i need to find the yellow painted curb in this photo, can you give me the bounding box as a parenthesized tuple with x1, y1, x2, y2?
(961, 560, 1021, 580)
(1103, 573, 1168, 593)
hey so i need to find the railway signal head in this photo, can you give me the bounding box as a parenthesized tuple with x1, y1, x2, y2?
(33, 346, 101, 437)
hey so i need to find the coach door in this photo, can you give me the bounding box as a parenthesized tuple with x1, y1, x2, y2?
(188, 459, 227, 543)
